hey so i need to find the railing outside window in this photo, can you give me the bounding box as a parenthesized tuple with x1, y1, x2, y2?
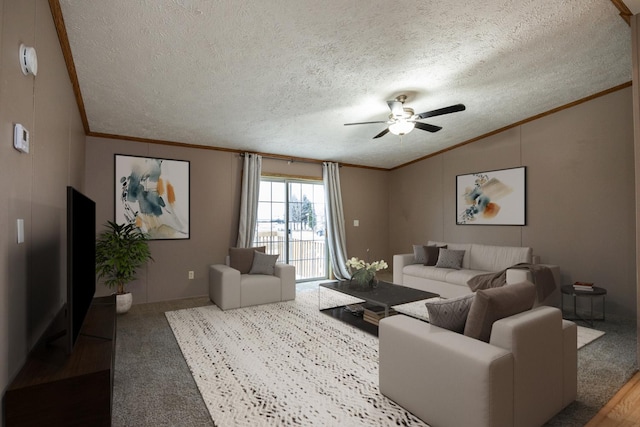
(253, 179, 327, 281)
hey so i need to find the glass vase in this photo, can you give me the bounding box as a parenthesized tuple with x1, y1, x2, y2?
(349, 270, 376, 290)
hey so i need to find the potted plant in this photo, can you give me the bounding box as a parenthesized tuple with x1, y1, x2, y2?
(96, 220, 153, 313)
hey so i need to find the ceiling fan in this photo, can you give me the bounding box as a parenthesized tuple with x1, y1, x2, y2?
(344, 95, 466, 139)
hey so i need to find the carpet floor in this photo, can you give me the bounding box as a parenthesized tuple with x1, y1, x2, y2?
(112, 289, 636, 427)
(166, 291, 427, 426)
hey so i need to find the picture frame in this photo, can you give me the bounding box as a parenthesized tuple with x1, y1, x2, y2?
(114, 154, 190, 239)
(456, 166, 526, 225)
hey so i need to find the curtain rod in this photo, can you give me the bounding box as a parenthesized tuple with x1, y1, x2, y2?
(239, 152, 340, 166)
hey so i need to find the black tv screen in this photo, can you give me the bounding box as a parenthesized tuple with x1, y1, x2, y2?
(66, 186, 96, 353)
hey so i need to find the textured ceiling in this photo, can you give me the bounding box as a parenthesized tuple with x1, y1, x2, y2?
(57, 0, 631, 169)
(626, 0, 640, 14)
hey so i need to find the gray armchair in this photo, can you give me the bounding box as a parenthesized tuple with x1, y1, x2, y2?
(209, 260, 295, 310)
(379, 306, 577, 427)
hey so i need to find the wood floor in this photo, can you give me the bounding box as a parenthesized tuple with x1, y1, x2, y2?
(587, 371, 640, 426)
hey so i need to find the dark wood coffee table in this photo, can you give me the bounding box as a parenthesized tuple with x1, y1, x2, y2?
(318, 280, 439, 335)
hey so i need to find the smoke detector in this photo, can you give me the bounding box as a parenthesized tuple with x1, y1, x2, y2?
(19, 44, 38, 76)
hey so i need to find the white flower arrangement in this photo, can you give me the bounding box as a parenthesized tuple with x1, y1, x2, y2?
(346, 257, 388, 272)
(346, 257, 388, 286)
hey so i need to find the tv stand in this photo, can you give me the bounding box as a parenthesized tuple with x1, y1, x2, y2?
(4, 295, 116, 426)
(45, 327, 67, 346)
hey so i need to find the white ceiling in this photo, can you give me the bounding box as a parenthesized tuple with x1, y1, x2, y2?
(57, 0, 631, 169)
(625, 0, 640, 14)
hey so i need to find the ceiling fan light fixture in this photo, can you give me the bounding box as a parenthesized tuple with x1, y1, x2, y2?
(389, 120, 415, 136)
(345, 97, 464, 139)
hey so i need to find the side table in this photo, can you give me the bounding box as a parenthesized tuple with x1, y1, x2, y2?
(560, 285, 606, 327)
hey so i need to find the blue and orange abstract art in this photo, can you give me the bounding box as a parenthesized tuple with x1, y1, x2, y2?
(456, 167, 526, 225)
(115, 154, 190, 239)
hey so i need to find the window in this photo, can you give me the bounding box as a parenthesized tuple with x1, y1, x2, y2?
(253, 178, 327, 281)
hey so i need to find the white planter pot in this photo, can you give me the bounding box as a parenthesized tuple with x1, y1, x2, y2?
(116, 292, 133, 314)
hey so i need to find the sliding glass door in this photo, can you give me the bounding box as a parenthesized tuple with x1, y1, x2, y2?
(253, 178, 327, 281)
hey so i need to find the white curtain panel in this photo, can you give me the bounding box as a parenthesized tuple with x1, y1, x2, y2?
(236, 153, 262, 248)
(323, 162, 350, 280)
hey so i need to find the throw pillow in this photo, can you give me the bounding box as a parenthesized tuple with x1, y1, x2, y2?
(434, 248, 465, 269)
(463, 281, 536, 342)
(413, 244, 428, 264)
(229, 246, 266, 274)
(249, 251, 280, 275)
(425, 293, 475, 333)
(424, 244, 446, 266)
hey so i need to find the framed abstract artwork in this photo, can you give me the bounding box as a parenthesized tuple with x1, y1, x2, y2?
(456, 166, 526, 225)
(115, 154, 190, 239)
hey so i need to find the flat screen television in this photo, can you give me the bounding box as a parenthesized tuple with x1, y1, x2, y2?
(66, 186, 96, 353)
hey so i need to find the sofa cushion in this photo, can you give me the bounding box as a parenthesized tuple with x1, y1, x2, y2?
(249, 251, 279, 275)
(413, 244, 428, 264)
(403, 264, 450, 282)
(229, 246, 266, 274)
(239, 273, 282, 307)
(425, 293, 475, 333)
(435, 249, 465, 270)
(463, 281, 536, 342)
(429, 241, 472, 269)
(469, 244, 532, 272)
(424, 245, 446, 266)
(444, 269, 489, 286)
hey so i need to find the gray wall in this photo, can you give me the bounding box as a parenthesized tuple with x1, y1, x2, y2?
(630, 13, 640, 371)
(85, 88, 635, 319)
(1, 1, 635, 411)
(87, 137, 241, 302)
(389, 87, 636, 317)
(86, 139, 390, 302)
(340, 166, 390, 263)
(0, 0, 86, 411)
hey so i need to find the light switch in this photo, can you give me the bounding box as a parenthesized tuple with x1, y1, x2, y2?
(353, 219, 359, 227)
(17, 219, 24, 243)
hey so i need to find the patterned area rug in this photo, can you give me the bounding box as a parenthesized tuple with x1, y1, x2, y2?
(165, 291, 428, 426)
(577, 326, 605, 349)
(166, 291, 605, 426)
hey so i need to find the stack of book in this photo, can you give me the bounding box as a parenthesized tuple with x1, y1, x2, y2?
(363, 305, 397, 326)
(573, 281, 594, 292)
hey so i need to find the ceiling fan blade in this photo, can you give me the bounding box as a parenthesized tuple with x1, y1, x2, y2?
(344, 121, 388, 126)
(414, 122, 442, 133)
(416, 104, 466, 120)
(373, 128, 390, 139)
(387, 100, 404, 117)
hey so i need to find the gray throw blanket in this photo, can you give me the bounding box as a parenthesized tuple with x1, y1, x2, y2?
(467, 263, 556, 301)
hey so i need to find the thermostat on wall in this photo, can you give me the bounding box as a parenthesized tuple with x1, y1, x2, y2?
(13, 123, 29, 153)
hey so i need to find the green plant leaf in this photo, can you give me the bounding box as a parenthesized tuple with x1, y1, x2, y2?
(95, 220, 153, 292)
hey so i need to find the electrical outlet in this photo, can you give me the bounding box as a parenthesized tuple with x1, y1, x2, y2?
(188, 271, 194, 280)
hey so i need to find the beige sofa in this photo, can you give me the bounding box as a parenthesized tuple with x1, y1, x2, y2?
(393, 241, 560, 304)
(209, 262, 295, 310)
(379, 306, 577, 427)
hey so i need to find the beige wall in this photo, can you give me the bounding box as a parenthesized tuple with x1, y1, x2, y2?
(1, 2, 634, 407)
(630, 13, 640, 375)
(0, 0, 86, 408)
(87, 137, 241, 302)
(86, 88, 634, 318)
(86, 140, 390, 302)
(340, 166, 390, 263)
(390, 87, 636, 317)
(260, 159, 390, 263)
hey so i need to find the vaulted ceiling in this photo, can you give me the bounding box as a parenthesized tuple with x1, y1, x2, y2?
(55, 1, 632, 169)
